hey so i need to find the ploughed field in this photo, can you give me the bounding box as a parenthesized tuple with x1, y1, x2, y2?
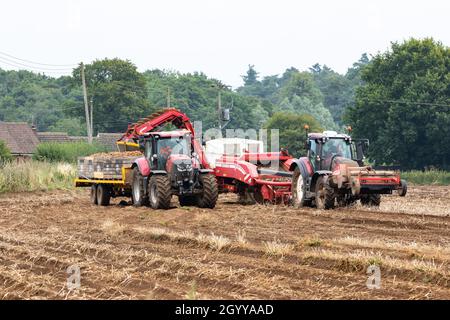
(0, 186, 449, 299)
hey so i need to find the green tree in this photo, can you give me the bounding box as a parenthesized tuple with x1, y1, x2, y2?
(311, 64, 354, 125)
(242, 65, 259, 86)
(0, 140, 12, 163)
(71, 59, 154, 133)
(48, 117, 86, 136)
(265, 112, 323, 157)
(345, 38, 450, 169)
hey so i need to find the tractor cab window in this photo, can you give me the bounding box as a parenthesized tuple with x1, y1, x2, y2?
(155, 136, 190, 170)
(322, 138, 352, 163)
(308, 139, 318, 169)
(144, 140, 153, 159)
(157, 136, 190, 157)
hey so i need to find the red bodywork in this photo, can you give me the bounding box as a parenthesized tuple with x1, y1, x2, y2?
(117, 108, 295, 203)
(117, 108, 209, 169)
(214, 151, 294, 204)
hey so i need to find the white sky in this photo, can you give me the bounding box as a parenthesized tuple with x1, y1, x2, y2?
(0, 0, 448, 88)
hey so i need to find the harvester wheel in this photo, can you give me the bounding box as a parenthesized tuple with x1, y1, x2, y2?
(132, 167, 149, 207)
(149, 175, 172, 209)
(96, 184, 111, 206)
(238, 188, 257, 205)
(361, 194, 381, 207)
(315, 176, 335, 210)
(292, 168, 310, 208)
(197, 174, 218, 209)
(90, 185, 98, 205)
(179, 196, 198, 207)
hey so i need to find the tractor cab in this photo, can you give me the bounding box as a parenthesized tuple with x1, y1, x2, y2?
(140, 130, 195, 172)
(306, 131, 369, 171)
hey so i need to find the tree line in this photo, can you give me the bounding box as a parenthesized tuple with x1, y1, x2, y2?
(0, 38, 448, 169)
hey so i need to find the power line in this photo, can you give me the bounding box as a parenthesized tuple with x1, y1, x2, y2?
(0, 50, 77, 67)
(0, 56, 73, 72)
(360, 97, 450, 108)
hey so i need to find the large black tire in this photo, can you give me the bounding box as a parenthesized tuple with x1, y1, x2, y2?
(97, 184, 111, 206)
(292, 167, 311, 208)
(132, 167, 149, 207)
(315, 176, 335, 210)
(360, 194, 381, 207)
(149, 175, 172, 209)
(238, 186, 256, 205)
(337, 194, 357, 207)
(197, 174, 218, 209)
(179, 195, 198, 207)
(399, 179, 408, 197)
(90, 185, 98, 205)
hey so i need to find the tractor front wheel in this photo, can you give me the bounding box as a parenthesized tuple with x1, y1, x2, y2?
(292, 168, 311, 208)
(132, 167, 149, 207)
(315, 176, 335, 210)
(197, 174, 218, 209)
(360, 194, 381, 207)
(149, 175, 172, 209)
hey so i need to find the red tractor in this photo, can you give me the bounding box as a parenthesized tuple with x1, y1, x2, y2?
(130, 130, 218, 209)
(289, 129, 407, 209)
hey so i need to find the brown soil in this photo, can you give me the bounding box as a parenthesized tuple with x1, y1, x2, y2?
(0, 186, 449, 300)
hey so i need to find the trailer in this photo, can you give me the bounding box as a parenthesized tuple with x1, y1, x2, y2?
(75, 152, 140, 205)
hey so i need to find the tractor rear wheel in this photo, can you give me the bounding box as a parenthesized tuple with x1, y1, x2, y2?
(179, 195, 198, 207)
(337, 194, 357, 207)
(132, 167, 149, 207)
(149, 175, 172, 209)
(197, 174, 218, 209)
(97, 184, 111, 206)
(292, 168, 311, 208)
(315, 176, 335, 210)
(360, 194, 381, 207)
(90, 185, 98, 205)
(399, 179, 408, 197)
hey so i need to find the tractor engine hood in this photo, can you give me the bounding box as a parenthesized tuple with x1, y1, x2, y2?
(166, 154, 194, 173)
(332, 157, 359, 170)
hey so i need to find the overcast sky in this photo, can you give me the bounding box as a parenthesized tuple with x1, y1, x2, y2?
(0, 0, 448, 88)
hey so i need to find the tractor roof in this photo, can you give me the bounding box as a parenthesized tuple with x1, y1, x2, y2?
(308, 131, 351, 140)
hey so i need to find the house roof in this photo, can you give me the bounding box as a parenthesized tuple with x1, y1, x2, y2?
(96, 133, 122, 151)
(0, 122, 40, 155)
(37, 132, 72, 143)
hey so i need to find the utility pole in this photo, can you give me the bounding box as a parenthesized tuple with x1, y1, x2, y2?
(217, 90, 222, 131)
(167, 87, 171, 108)
(81, 62, 92, 144)
(90, 98, 94, 138)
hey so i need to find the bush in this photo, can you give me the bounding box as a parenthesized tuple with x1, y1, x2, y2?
(33, 142, 107, 163)
(402, 170, 450, 185)
(0, 140, 12, 163)
(0, 161, 76, 193)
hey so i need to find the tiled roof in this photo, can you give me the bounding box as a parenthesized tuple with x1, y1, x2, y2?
(0, 122, 40, 155)
(96, 133, 122, 151)
(37, 132, 72, 143)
